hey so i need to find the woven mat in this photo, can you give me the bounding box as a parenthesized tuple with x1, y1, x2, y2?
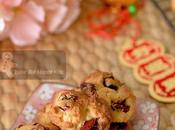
(0, 0, 175, 130)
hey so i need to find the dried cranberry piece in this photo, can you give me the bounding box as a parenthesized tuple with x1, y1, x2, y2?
(41, 126, 50, 130)
(106, 84, 118, 91)
(56, 105, 71, 112)
(80, 118, 99, 130)
(69, 95, 78, 101)
(34, 124, 50, 130)
(43, 127, 50, 130)
(90, 120, 99, 130)
(61, 95, 78, 102)
(110, 122, 127, 130)
(111, 100, 130, 113)
(80, 83, 97, 95)
(103, 77, 119, 91)
(17, 124, 24, 128)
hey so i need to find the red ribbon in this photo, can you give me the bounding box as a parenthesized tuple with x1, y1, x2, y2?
(86, 2, 144, 45)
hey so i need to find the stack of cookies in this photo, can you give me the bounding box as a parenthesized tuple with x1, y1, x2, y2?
(15, 71, 136, 130)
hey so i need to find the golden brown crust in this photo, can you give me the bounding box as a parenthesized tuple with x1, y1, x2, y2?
(37, 89, 111, 130)
(15, 123, 60, 130)
(81, 70, 136, 123)
(17, 71, 136, 130)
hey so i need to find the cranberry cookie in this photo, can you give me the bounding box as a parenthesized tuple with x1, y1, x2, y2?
(81, 70, 136, 123)
(48, 89, 111, 130)
(15, 123, 60, 130)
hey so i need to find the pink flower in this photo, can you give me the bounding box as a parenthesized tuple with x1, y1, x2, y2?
(40, 1, 68, 32)
(0, 0, 45, 46)
(28, 0, 81, 33)
(0, 0, 80, 46)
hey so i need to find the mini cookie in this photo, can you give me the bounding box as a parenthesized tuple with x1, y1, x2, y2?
(119, 39, 165, 68)
(48, 89, 111, 130)
(15, 123, 60, 130)
(134, 54, 175, 84)
(80, 70, 136, 123)
(149, 70, 175, 103)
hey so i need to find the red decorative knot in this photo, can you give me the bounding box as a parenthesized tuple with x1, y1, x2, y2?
(86, 0, 145, 45)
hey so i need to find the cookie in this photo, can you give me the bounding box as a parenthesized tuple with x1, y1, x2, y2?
(15, 123, 60, 130)
(35, 103, 53, 126)
(134, 54, 175, 84)
(149, 70, 175, 103)
(80, 70, 136, 123)
(48, 89, 111, 130)
(119, 39, 165, 68)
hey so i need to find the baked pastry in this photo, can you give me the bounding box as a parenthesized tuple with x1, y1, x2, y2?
(35, 103, 54, 127)
(15, 123, 60, 130)
(48, 89, 111, 130)
(16, 71, 136, 130)
(80, 70, 136, 123)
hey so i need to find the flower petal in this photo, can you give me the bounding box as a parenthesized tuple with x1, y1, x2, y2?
(0, 18, 5, 32)
(56, 0, 80, 32)
(35, 0, 57, 9)
(46, 4, 67, 32)
(2, 0, 22, 7)
(23, 1, 45, 22)
(9, 13, 41, 46)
